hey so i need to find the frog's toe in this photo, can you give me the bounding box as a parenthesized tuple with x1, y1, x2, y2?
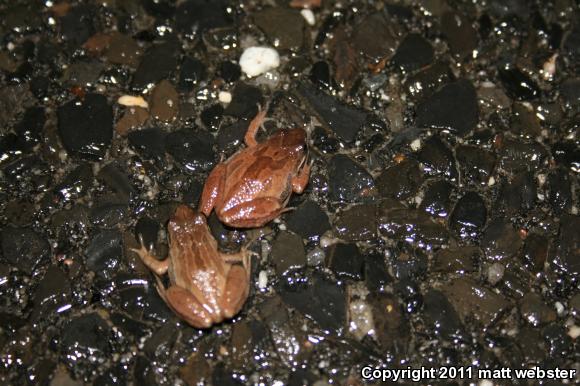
(131, 235, 169, 275)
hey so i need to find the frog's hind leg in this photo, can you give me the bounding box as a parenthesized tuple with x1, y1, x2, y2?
(219, 197, 283, 228)
(199, 163, 226, 217)
(131, 235, 169, 276)
(156, 278, 215, 329)
(220, 263, 251, 319)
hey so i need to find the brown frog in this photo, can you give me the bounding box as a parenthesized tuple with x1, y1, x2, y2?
(199, 107, 310, 228)
(132, 205, 251, 328)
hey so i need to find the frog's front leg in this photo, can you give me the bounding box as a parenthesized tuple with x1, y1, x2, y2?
(200, 163, 226, 217)
(131, 236, 170, 276)
(158, 284, 215, 328)
(291, 161, 310, 194)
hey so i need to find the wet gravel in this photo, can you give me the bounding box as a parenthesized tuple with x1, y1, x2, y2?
(0, 0, 579, 385)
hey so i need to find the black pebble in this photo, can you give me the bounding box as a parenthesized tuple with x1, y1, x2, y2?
(201, 104, 224, 131)
(328, 154, 375, 203)
(551, 141, 580, 171)
(285, 199, 331, 239)
(59, 5, 95, 50)
(480, 218, 522, 261)
(279, 272, 346, 334)
(376, 159, 423, 200)
(14, 106, 45, 151)
(84, 229, 123, 279)
(132, 39, 180, 90)
(135, 217, 160, 250)
(297, 82, 367, 144)
(422, 289, 465, 340)
(311, 126, 340, 153)
(224, 83, 263, 119)
(175, 0, 232, 34)
(54, 163, 94, 202)
(310, 61, 335, 90)
(60, 313, 111, 369)
(542, 324, 572, 358)
(217, 120, 248, 156)
(415, 79, 478, 137)
(57, 94, 113, 160)
(165, 128, 216, 173)
(552, 214, 580, 276)
(218, 61, 241, 83)
(179, 56, 207, 92)
(97, 162, 136, 203)
(326, 243, 364, 281)
(497, 172, 536, 215)
(546, 168, 572, 214)
(449, 192, 487, 239)
(364, 251, 392, 292)
(128, 127, 168, 161)
(417, 136, 458, 180)
(455, 145, 496, 185)
(498, 67, 540, 101)
(1, 226, 49, 274)
(31, 265, 71, 320)
(392, 33, 434, 72)
(420, 180, 453, 218)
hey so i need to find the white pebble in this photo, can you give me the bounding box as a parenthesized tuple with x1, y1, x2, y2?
(117, 95, 149, 109)
(239, 46, 280, 78)
(410, 138, 422, 151)
(349, 299, 375, 340)
(487, 263, 505, 285)
(218, 91, 232, 104)
(554, 301, 565, 316)
(542, 53, 558, 79)
(301, 9, 316, 26)
(306, 247, 325, 266)
(568, 325, 580, 339)
(258, 270, 268, 289)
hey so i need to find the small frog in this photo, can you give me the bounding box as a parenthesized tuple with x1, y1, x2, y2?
(132, 205, 251, 328)
(200, 107, 310, 227)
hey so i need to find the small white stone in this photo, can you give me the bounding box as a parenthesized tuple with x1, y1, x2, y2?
(543, 53, 558, 79)
(306, 247, 325, 266)
(258, 270, 268, 289)
(239, 46, 280, 78)
(487, 263, 505, 285)
(349, 299, 375, 340)
(555, 301, 565, 316)
(537, 173, 546, 186)
(218, 91, 232, 104)
(568, 325, 580, 339)
(117, 95, 149, 109)
(410, 138, 421, 151)
(301, 9, 316, 26)
(487, 176, 496, 186)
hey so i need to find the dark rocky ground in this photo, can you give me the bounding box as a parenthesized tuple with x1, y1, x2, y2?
(0, 0, 579, 385)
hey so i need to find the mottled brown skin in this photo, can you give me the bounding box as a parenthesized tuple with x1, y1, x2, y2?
(132, 205, 251, 328)
(200, 110, 310, 228)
